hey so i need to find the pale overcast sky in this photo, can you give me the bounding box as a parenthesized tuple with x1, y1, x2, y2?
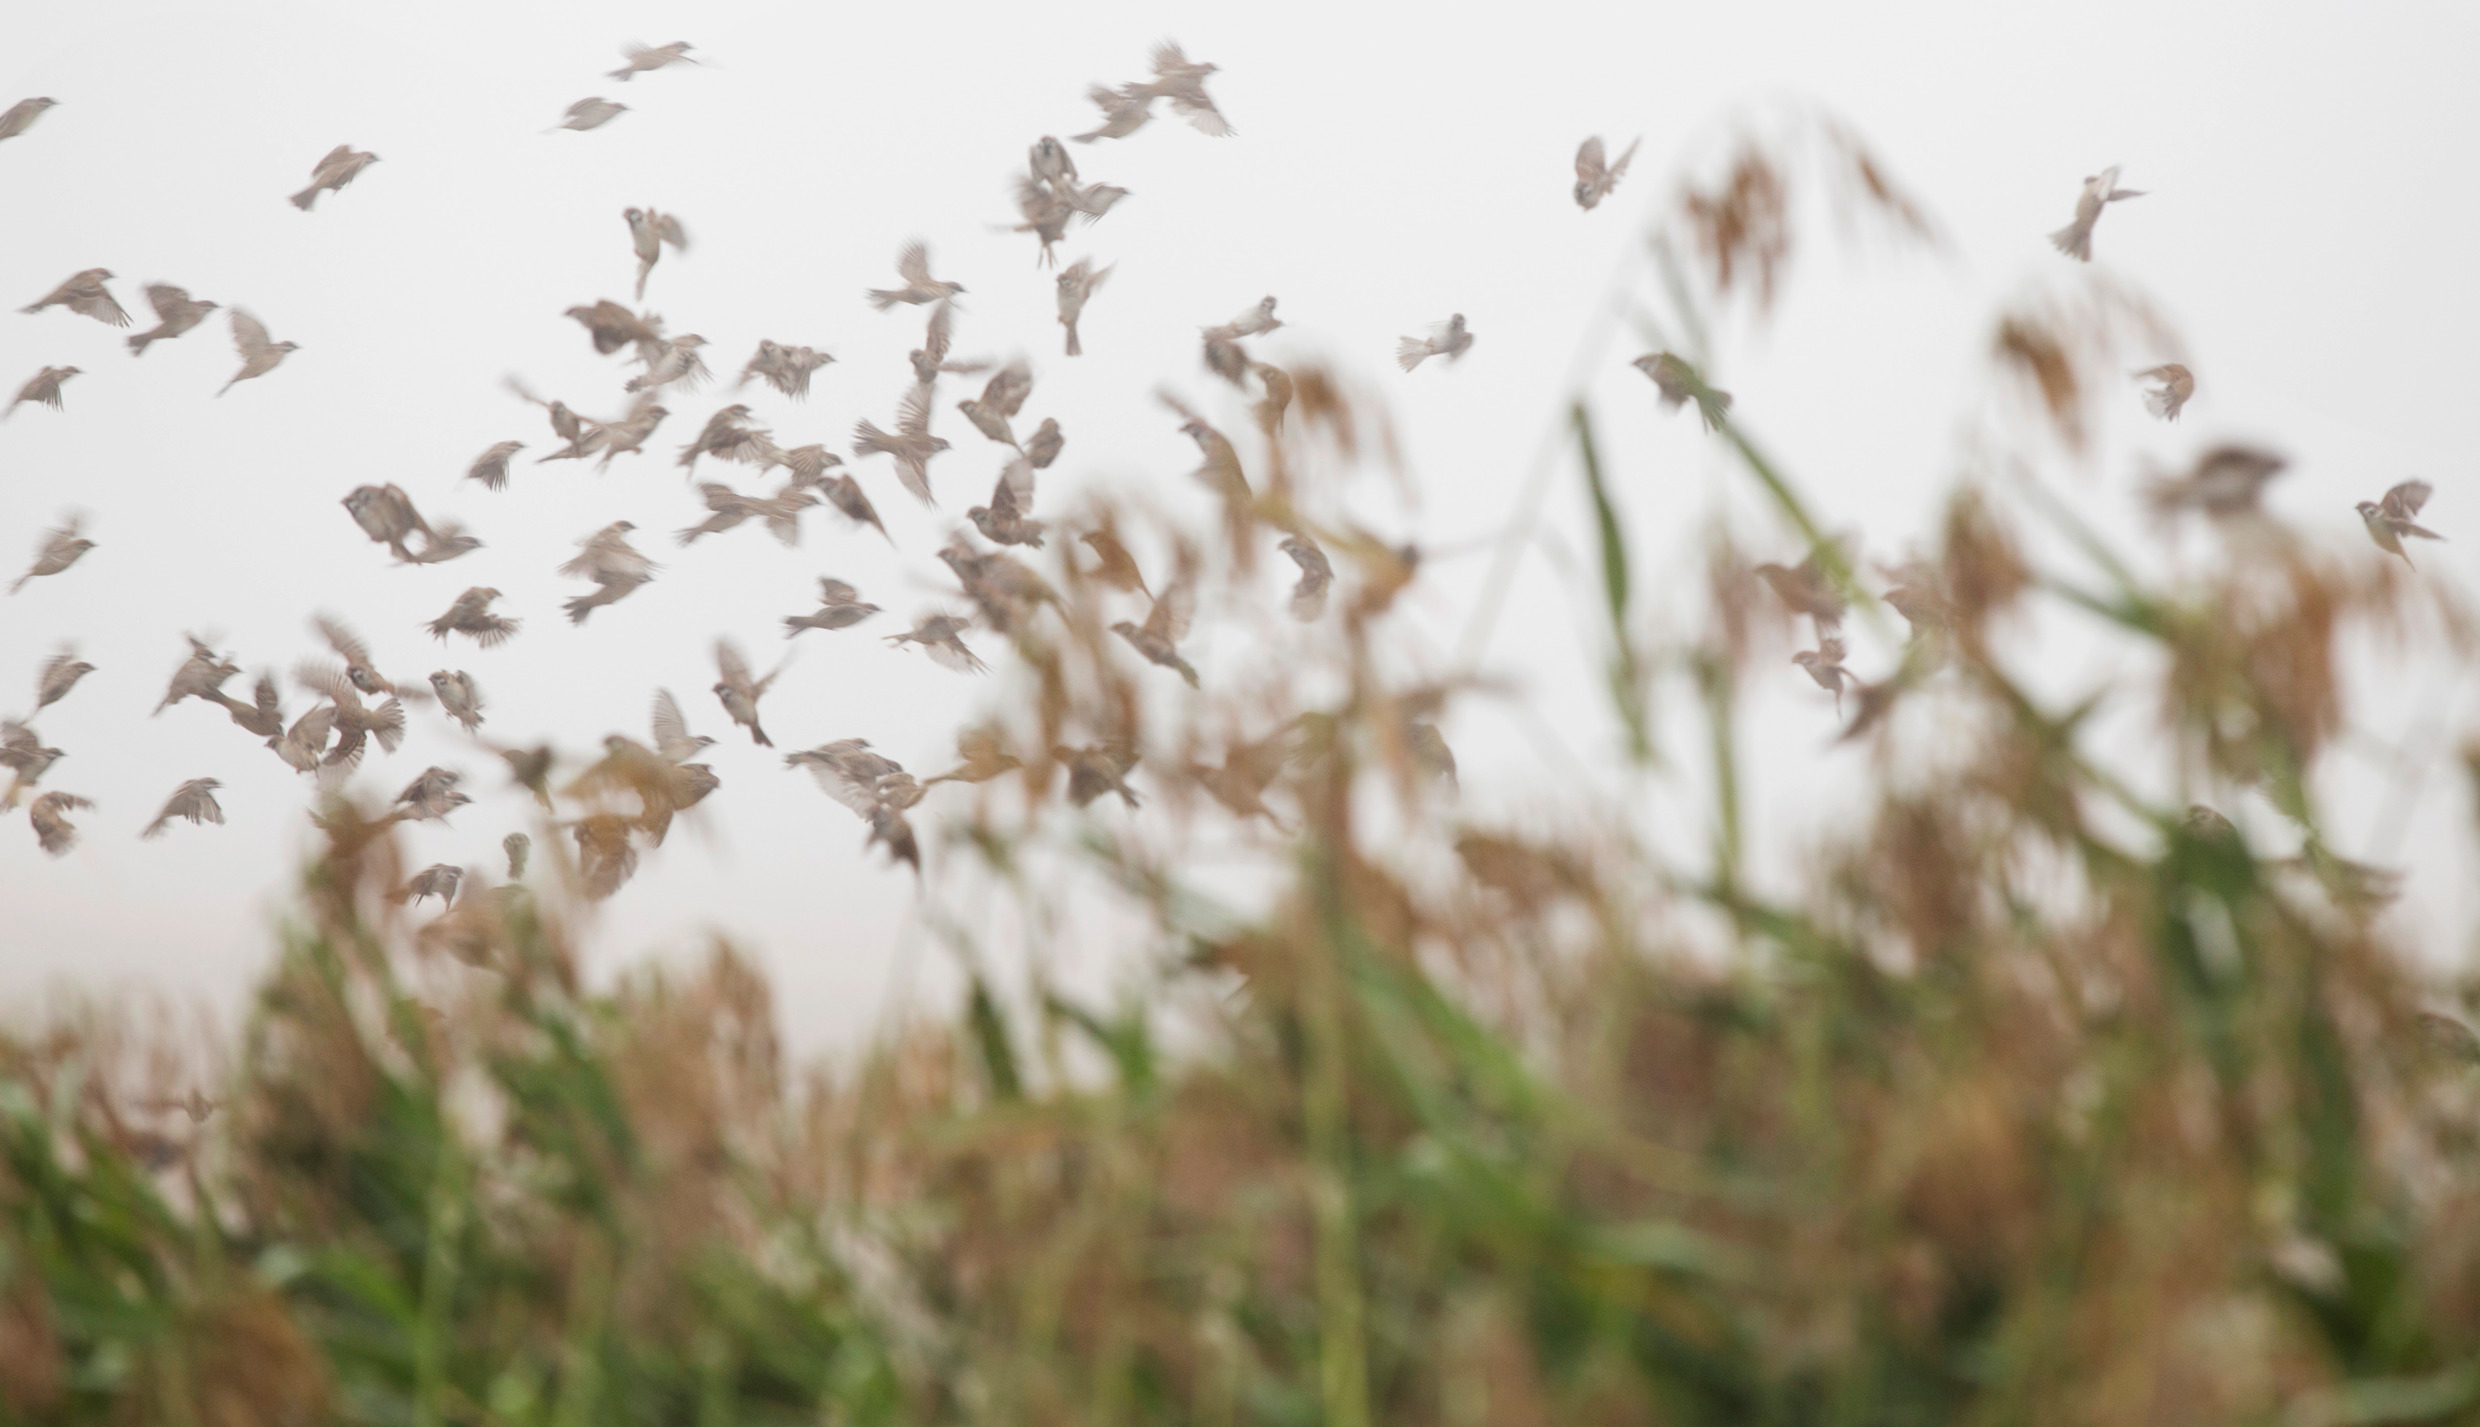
(5, 1, 2475, 1049)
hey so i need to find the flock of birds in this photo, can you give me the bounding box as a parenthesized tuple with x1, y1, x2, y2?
(0, 59, 2452, 912)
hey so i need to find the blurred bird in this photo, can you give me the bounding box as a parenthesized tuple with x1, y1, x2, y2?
(393, 864, 463, 909)
(813, 473, 892, 544)
(428, 587, 521, 647)
(2358, 481, 2444, 568)
(552, 97, 628, 132)
(610, 41, 696, 81)
(937, 539, 1056, 634)
(6, 365, 78, 418)
(126, 284, 218, 355)
(404, 520, 481, 565)
(1206, 296, 1282, 341)
(570, 814, 641, 899)
(867, 241, 966, 310)
(1, 720, 64, 806)
(1010, 176, 1076, 268)
(560, 522, 657, 624)
(1397, 313, 1472, 372)
(1280, 534, 1332, 620)
(391, 766, 469, 825)
(1251, 361, 1293, 435)
(1406, 722, 1458, 788)
(0, 97, 57, 143)
(2049, 165, 2144, 262)
(11, 515, 93, 595)
(626, 333, 709, 393)
(1877, 559, 1952, 637)
(909, 299, 991, 386)
(678, 404, 765, 474)
(1112, 562, 1199, 688)
(737, 339, 833, 399)
(787, 738, 911, 814)
(1791, 637, 1854, 717)
(295, 663, 407, 770)
(1202, 331, 1249, 388)
(154, 634, 239, 716)
(712, 639, 783, 746)
(1631, 351, 1734, 431)
(625, 206, 689, 299)
(313, 614, 427, 703)
(1055, 741, 1142, 809)
(430, 671, 484, 732)
(342, 483, 430, 561)
(465, 440, 526, 491)
(1023, 416, 1064, 469)
(267, 703, 335, 774)
(500, 745, 553, 810)
(589, 395, 669, 470)
(206, 671, 285, 738)
(958, 360, 1032, 444)
(677, 480, 816, 547)
(566, 299, 661, 357)
(853, 384, 950, 504)
(142, 779, 224, 839)
(21, 269, 127, 326)
(1056, 259, 1111, 357)
(1078, 523, 1150, 598)
(1573, 135, 1640, 210)
(1127, 40, 1231, 136)
(2134, 363, 2194, 422)
(649, 688, 716, 764)
(1075, 84, 1155, 143)
(289, 144, 378, 210)
(27, 790, 90, 856)
(885, 613, 987, 674)
(32, 647, 94, 714)
(968, 467, 1045, 549)
(785, 578, 882, 637)
(925, 724, 1022, 787)
(1060, 176, 1131, 222)
(1195, 733, 1291, 827)
(1754, 549, 1848, 634)
(504, 831, 531, 880)
(218, 309, 297, 395)
(2143, 445, 2288, 520)
(779, 444, 843, 485)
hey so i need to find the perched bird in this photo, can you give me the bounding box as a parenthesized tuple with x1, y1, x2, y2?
(712, 640, 783, 746)
(0, 97, 58, 143)
(737, 339, 833, 399)
(342, 483, 431, 561)
(2358, 481, 2444, 568)
(1397, 313, 1473, 372)
(142, 779, 224, 839)
(551, 97, 628, 132)
(1075, 84, 1155, 144)
(560, 522, 657, 625)
(625, 206, 689, 299)
(218, 309, 298, 395)
(289, 144, 379, 210)
(504, 831, 532, 880)
(610, 40, 697, 81)
(6, 365, 78, 418)
(867, 241, 966, 310)
(11, 515, 93, 595)
(2049, 165, 2145, 262)
(785, 577, 882, 637)
(2143, 445, 2288, 520)
(1631, 351, 1734, 431)
(27, 790, 91, 856)
(428, 587, 521, 647)
(1280, 534, 1332, 620)
(1023, 416, 1064, 469)
(1112, 562, 1199, 688)
(392, 766, 470, 824)
(853, 383, 950, 504)
(126, 284, 218, 355)
(464, 440, 526, 491)
(1056, 259, 1111, 357)
(885, 613, 987, 674)
(393, 864, 463, 909)
(1573, 135, 1640, 211)
(1055, 741, 1142, 809)
(1754, 549, 1848, 634)
(1792, 637, 1854, 717)
(429, 670, 484, 732)
(21, 269, 127, 327)
(2134, 363, 2194, 422)
(153, 634, 239, 716)
(1128, 40, 1232, 136)
(32, 647, 94, 714)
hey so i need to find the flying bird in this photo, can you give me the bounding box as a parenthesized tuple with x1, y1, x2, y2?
(391, 766, 470, 824)
(1573, 135, 1640, 211)
(1112, 560, 1200, 687)
(32, 647, 94, 714)
(1078, 523, 1150, 598)
(1127, 40, 1231, 136)
(737, 339, 833, 399)
(1396, 313, 1473, 372)
(785, 577, 882, 637)
(2134, 364, 2194, 422)
(0, 97, 58, 144)
(566, 299, 662, 357)
(142, 779, 224, 839)
(1204, 296, 1282, 341)
(626, 333, 709, 393)
(967, 465, 1045, 549)
(127, 284, 219, 355)
(429, 670, 484, 732)
(957, 360, 1032, 447)
(1280, 534, 1332, 620)
(464, 440, 526, 491)
(342, 484, 431, 561)
(1023, 416, 1064, 469)
(1075, 84, 1155, 144)
(925, 725, 1022, 787)
(1056, 259, 1112, 357)
(1, 720, 66, 805)
(625, 206, 689, 299)
(11, 516, 93, 595)
(1055, 741, 1142, 810)
(393, 864, 463, 909)
(2049, 165, 2145, 262)
(1754, 548, 1848, 634)
(27, 790, 91, 856)
(2358, 481, 2444, 568)
(1631, 351, 1733, 431)
(153, 634, 239, 716)
(21, 268, 127, 327)
(428, 587, 521, 647)
(551, 97, 629, 132)
(1791, 637, 1854, 718)
(2143, 445, 2288, 520)
(559, 522, 657, 624)
(610, 41, 697, 81)
(885, 613, 987, 674)
(6, 365, 78, 418)
(289, 144, 379, 210)
(867, 241, 966, 310)
(312, 614, 427, 704)
(219, 309, 298, 395)
(712, 639, 783, 746)
(853, 383, 950, 504)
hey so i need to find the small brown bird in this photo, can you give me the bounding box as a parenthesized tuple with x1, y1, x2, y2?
(625, 206, 689, 299)
(393, 864, 463, 910)
(142, 778, 224, 839)
(2143, 445, 2288, 520)
(27, 790, 91, 856)
(1397, 313, 1473, 372)
(11, 515, 94, 595)
(1056, 258, 1112, 357)
(551, 97, 629, 132)
(2050, 165, 2145, 262)
(867, 241, 966, 310)
(428, 587, 521, 647)
(1573, 135, 1641, 211)
(610, 40, 697, 81)
(0, 97, 58, 143)
(429, 670, 484, 732)
(1280, 533, 1332, 620)
(1030, 134, 1079, 189)
(294, 663, 407, 770)
(33, 646, 94, 713)
(464, 440, 526, 491)
(937, 539, 1057, 634)
(405, 519, 481, 566)
(1060, 175, 1131, 222)
(677, 480, 816, 547)
(785, 577, 881, 637)
(1405, 721, 1458, 788)
(814, 473, 892, 544)
(1075, 84, 1155, 144)
(1202, 331, 1249, 388)
(2134, 363, 2194, 422)
(219, 309, 298, 395)
(565, 299, 661, 357)
(505, 831, 532, 879)
(885, 612, 987, 674)
(500, 745, 554, 810)
(957, 360, 1033, 447)
(1754, 549, 1847, 634)
(712, 639, 783, 747)
(1631, 351, 1734, 431)
(1791, 637, 1854, 717)
(908, 298, 991, 386)
(1055, 740, 1142, 809)
(1023, 416, 1064, 469)
(787, 740, 921, 871)
(206, 671, 285, 738)
(2, 720, 65, 804)
(1011, 175, 1077, 268)
(313, 614, 427, 704)
(267, 704, 336, 773)
(925, 724, 1022, 787)
(1877, 559, 1952, 637)
(393, 766, 470, 823)
(678, 403, 765, 475)
(21, 269, 127, 327)
(626, 333, 709, 393)
(853, 383, 950, 504)
(570, 813, 641, 899)
(2358, 481, 2444, 568)
(737, 339, 834, 399)
(126, 284, 219, 355)
(1078, 523, 1151, 598)
(343, 483, 431, 560)
(1205, 295, 1282, 341)
(289, 144, 379, 210)
(1127, 40, 1232, 136)
(968, 464, 1046, 549)
(1252, 360, 1294, 434)
(6, 365, 79, 418)
(560, 522, 657, 625)
(1112, 562, 1199, 688)
(154, 634, 239, 715)
(589, 395, 669, 470)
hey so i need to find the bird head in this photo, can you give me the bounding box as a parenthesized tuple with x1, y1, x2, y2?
(1574, 180, 1598, 207)
(275, 341, 300, 353)
(2354, 501, 2383, 520)
(58, 365, 81, 377)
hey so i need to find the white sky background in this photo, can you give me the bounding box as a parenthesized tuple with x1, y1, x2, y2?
(4, 0, 2476, 1050)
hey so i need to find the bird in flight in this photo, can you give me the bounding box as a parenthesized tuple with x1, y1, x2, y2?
(2049, 165, 2145, 262)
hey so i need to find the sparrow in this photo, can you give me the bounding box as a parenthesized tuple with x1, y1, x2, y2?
(342, 483, 431, 560)
(1280, 533, 1332, 620)
(1011, 175, 1076, 268)
(778, 444, 844, 486)
(853, 383, 950, 504)
(218, 309, 298, 395)
(504, 831, 532, 879)
(1791, 637, 1854, 718)
(289, 145, 379, 210)
(126, 284, 219, 355)
(1877, 559, 1952, 637)
(1060, 176, 1131, 222)
(624, 206, 689, 299)
(1112, 560, 1199, 688)
(393, 864, 463, 910)
(142, 778, 224, 839)
(21, 269, 127, 326)
(551, 97, 628, 132)
(428, 587, 521, 647)
(267, 704, 336, 774)
(957, 366, 1031, 448)
(429, 670, 484, 732)
(392, 766, 470, 823)
(1755, 549, 1848, 635)
(867, 241, 966, 310)
(1074, 84, 1155, 144)
(1030, 134, 1078, 188)
(565, 299, 661, 357)
(27, 790, 91, 856)
(2050, 165, 2145, 263)
(1161, 393, 1252, 506)
(0, 98, 58, 143)
(313, 614, 427, 703)
(650, 688, 717, 764)
(404, 520, 482, 565)
(1023, 416, 1064, 469)
(712, 639, 783, 746)
(10, 516, 93, 594)
(814, 473, 892, 544)
(32, 647, 94, 713)
(500, 746, 554, 810)
(937, 538, 1056, 633)
(153, 634, 239, 715)
(610, 41, 697, 81)
(1, 720, 65, 805)
(925, 724, 1022, 786)
(677, 481, 816, 547)
(588, 395, 669, 470)
(465, 440, 526, 491)
(1631, 351, 1733, 431)
(2143, 445, 2288, 520)
(785, 577, 882, 637)
(1251, 361, 1293, 434)
(786, 738, 911, 817)
(885, 613, 987, 674)
(967, 465, 1045, 549)
(1205, 296, 1282, 344)
(2358, 481, 2444, 568)
(1396, 313, 1472, 372)
(1078, 523, 1150, 598)
(909, 298, 992, 385)
(570, 814, 641, 899)
(559, 522, 657, 625)
(1573, 135, 1640, 211)
(2134, 363, 2193, 422)
(736, 339, 833, 399)
(626, 333, 709, 393)
(205, 671, 286, 738)
(566, 699, 716, 848)
(1056, 259, 1111, 357)
(677, 403, 767, 474)
(294, 663, 407, 769)
(1194, 734, 1290, 827)
(1202, 331, 1249, 388)
(6, 365, 78, 418)
(1054, 741, 1142, 809)
(1127, 40, 1231, 136)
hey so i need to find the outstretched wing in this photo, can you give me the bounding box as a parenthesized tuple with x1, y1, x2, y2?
(232, 309, 273, 360)
(894, 240, 931, 284)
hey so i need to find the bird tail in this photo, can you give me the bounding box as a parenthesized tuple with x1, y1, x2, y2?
(634, 262, 651, 301)
(1396, 338, 1432, 372)
(1063, 319, 1082, 358)
(852, 419, 893, 457)
(864, 289, 904, 311)
(2048, 221, 2093, 261)
(2143, 388, 2176, 420)
(2407, 523, 2447, 542)
(606, 66, 633, 81)
(373, 699, 407, 752)
(563, 593, 597, 625)
(289, 187, 318, 211)
(15, 302, 42, 316)
(751, 723, 773, 748)
(127, 331, 154, 356)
